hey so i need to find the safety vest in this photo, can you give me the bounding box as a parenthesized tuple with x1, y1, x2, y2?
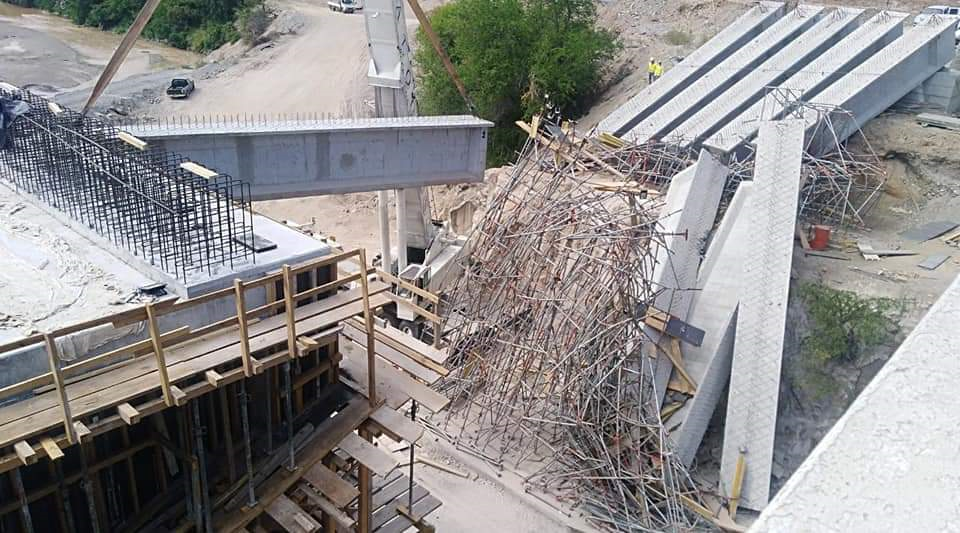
(648, 62, 656, 74)
(654, 64, 664, 77)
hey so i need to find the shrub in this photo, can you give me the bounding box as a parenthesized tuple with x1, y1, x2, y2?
(237, 1, 275, 44)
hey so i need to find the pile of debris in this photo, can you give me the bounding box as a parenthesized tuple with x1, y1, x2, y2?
(431, 130, 707, 531)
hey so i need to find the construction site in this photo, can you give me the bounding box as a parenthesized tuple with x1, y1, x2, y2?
(1, 0, 959, 532)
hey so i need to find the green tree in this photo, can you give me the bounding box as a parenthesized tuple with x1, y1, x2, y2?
(415, 0, 618, 165)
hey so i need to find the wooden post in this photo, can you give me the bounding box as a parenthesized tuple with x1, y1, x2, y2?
(282, 265, 299, 360)
(120, 426, 141, 513)
(357, 428, 373, 533)
(234, 279, 255, 377)
(219, 386, 237, 483)
(44, 334, 77, 444)
(145, 303, 175, 407)
(357, 250, 377, 406)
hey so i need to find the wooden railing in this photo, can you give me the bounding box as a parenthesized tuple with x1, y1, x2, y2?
(0, 248, 379, 450)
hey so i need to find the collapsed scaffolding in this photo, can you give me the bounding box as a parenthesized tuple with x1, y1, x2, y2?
(0, 88, 255, 282)
(432, 129, 705, 532)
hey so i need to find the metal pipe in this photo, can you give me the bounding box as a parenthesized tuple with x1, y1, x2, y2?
(396, 188, 409, 270)
(238, 379, 258, 508)
(378, 190, 393, 273)
(282, 361, 296, 471)
(191, 401, 213, 533)
(10, 469, 33, 533)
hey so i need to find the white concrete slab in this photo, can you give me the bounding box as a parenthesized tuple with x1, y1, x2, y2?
(721, 120, 804, 510)
(752, 273, 960, 532)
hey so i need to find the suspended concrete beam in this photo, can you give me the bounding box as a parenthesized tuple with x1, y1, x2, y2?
(668, 7, 863, 149)
(704, 10, 907, 156)
(667, 182, 754, 466)
(647, 150, 728, 406)
(624, 5, 823, 145)
(123, 115, 492, 199)
(597, 1, 785, 136)
(802, 16, 958, 156)
(751, 272, 960, 532)
(720, 120, 804, 511)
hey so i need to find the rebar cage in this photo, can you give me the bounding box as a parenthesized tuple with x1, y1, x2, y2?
(0, 89, 255, 282)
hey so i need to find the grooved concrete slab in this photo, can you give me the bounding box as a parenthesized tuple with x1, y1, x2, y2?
(752, 273, 960, 532)
(123, 116, 491, 199)
(597, 2, 785, 136)
(705, 11, 906, 155)
(669, 183, 755, 466)
(720, 120, 804, 510)
(647, 150, 729, 405)
(669, 7, 863, 148)
(803, 17, 958, 156)
(625, 6, 823, 145)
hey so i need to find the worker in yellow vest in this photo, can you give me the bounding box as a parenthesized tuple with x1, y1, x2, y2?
(647, 58, 657, 84)
(654, 61, 664, 81)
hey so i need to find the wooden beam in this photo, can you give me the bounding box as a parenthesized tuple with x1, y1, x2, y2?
(117, 131, 148, 150)
(234, 279, 255, 377)
(728, 450, 747, 519)
(39, 437, 64, 461)
(73, 421, 92, 442)
(296, 486, 356, 529)
(14, 441, 36, 465)
(282, 265, 299, 361)
(357, 249, 377, 407)
(145, 303, 175, 407)
(117, 402, 141, 425)
(44, 334, 77, 444)
(180, 161, 219, 179)
(205, 370, 225, 388)
(170, 386, 188, 407)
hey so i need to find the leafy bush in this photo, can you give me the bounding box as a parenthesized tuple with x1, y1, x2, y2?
(237, 1, 275, 44)
(798, 282, 903, 364)
(415, 0, 619, 166)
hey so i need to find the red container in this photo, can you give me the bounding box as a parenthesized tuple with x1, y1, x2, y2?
(809, 225, 831, 251)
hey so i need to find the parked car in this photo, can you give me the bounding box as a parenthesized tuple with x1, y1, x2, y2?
(328, 0, 362, 13)
(166, 78, 195, 99)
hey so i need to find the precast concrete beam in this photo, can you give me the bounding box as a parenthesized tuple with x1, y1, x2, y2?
(751, 272, 960, 532)
(705, 11, 907, 156)
(720, 120, 804, 510)
(647, 150, 728, 405)
(124, 115, 492, 199)
(668, 7, 863, 149)
(802, 17, 958, 156)
(625, 5, 824, 145)
(597, 2, 785, 136)
(668, 182, 755, 466)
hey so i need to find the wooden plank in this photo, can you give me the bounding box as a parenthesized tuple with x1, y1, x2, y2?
(302, 463, 359, 508)
(205, 370, 225, 387)
(0, 333, 44, 357)
(73, 421, 91, 442)
(353, 319, 449, 365)
(170, 385, 188, 406)
(283, 265, 299, 360)
(296, 487, 357, 529)
(383, 293, 442, 324)
(213, 397, 373, 532)
(44, 335, 76, 444)
(180, 161, 219, 179)
(39, 438, 64, 461)
(357, 249, 378, 408)
(62, 326, 191, 379)
(341, 330, 441, 385)
(339, 432, 398, 478)
(116, 131, 147, 150)
(265, 493, 320, 533)
(381, 495, 442, 533)
(0, 287, 389, 449)
(340, 342, 449, 413)
(145, 303, 174, 407)
(372, 486, 428, 530)
(235, 279, 255, 377)
(14, 441, 36, 465)
(117, 403, 141, 425)
(369, 406, 423, 444)
(375, 270, 439, 304)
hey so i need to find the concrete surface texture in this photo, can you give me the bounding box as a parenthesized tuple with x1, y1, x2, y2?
(721, 120, 805, 510)
(668, 7, 862, 148)
(803, 16, 959, 156)
(648, 150, 728, 405)
(624, 5, 823, 145)
(752, 272, 960, 532)
(895, 67, 960, 114)
(597, 1, 785, 136)
(124, 115, 491, 198)
(705, 10, 907, 155)
(669, 183, 755, 466)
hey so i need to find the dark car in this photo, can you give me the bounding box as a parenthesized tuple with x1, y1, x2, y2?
(166, 78, 195, 99)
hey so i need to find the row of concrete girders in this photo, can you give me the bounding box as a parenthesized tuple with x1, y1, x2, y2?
(600, 6, 959, 158)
